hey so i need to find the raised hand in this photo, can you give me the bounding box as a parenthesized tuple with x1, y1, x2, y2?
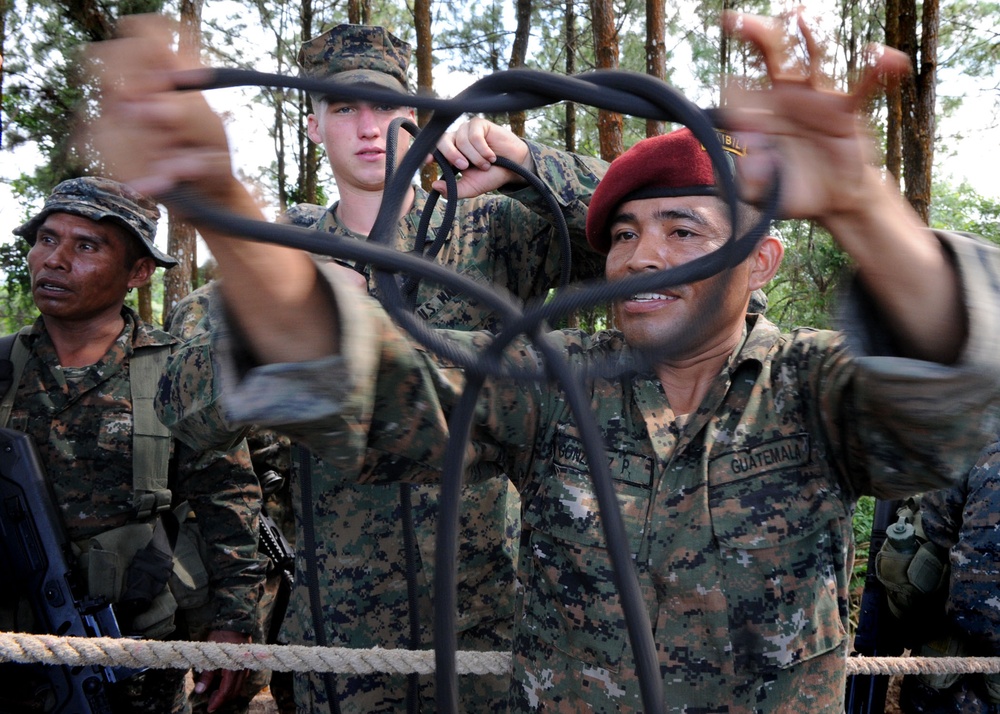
(431, 116, 535, 199)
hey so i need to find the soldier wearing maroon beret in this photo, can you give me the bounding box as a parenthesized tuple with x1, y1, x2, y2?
(89, 10, 1000, 714)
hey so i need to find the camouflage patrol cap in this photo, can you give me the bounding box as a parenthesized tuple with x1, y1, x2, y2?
(297, 24, 410, 94)
(14, 177, 177, 268)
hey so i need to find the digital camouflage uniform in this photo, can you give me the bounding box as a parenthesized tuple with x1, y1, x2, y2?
(1, 308, 265, 714)
(157, 65, 603, 713)
(159, 228, 1000, 713)
(893, 444, 1000, 714)
(221, 25, 606, 709)
(165, 281, 296, 714)
(264, 141, 603, 714)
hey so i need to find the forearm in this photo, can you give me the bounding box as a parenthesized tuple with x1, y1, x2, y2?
(194, 179, 341, 366)
(825, 170, 966, 363)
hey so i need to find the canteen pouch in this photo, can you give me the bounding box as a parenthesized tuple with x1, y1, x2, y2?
(916, 636, 965, 691)
(82, 521, 178, 638)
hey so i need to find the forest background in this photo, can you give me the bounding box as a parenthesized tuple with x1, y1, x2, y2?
(1, 0, 1000, 640)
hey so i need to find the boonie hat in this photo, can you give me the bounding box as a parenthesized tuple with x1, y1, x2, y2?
(586, 127, 747, 254)
(14, 176, 176, 268)
(298, 24, 410, 93)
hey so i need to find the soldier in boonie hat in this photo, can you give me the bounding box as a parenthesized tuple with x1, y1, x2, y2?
(297, 24, 410, 97)
(14, 176, 177, 268)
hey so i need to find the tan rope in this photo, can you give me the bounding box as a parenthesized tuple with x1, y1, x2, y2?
(0, 632, 510, 675)
(845, 655, 1000, 676)
(3, 631, 1000, 678)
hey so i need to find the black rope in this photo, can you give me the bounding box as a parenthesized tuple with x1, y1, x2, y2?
(296, 443, 341, 714)
(162, 64, 783, 714)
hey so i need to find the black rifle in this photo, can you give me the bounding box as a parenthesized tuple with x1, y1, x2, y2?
(0, 427, 140, 714)
(846, 498, 906, 714)
(257, 470, 294, 644)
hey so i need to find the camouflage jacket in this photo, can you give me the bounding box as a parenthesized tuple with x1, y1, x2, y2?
(161, 229, 1000, 713)
(8, 308, 265, 635)
(287, 139, 605, 644)
(923, 444, 1000, 645)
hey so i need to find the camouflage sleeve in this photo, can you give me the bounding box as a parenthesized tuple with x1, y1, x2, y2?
(832, 231, 1000, 499)
(502, 140, 607, 232)
(919, 477, 969, 554)
(491, 141, 608, 291)
(936, 443, 1000, 647)
(199, 272, 605, 493)
(173, 437, 267, 635)
(163, 284, 215, 340)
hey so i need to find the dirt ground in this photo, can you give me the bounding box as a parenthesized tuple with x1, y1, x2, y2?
(248, 688, 278, 714)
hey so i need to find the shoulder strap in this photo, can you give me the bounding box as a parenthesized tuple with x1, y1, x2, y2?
(130, 344, 174, 520)
(0, 327, 33, 429)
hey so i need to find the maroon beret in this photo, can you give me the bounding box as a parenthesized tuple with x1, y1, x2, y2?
(586, 127, 746, 254)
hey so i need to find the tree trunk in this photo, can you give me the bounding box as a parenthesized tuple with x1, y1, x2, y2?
(161, 0, 202, 323)
(414, 0, 436, 190)
(897, 0, 938, 223)
(590, 0, 623, 161)
(61, 0, 115, 40)
(1, 0, 7, 120)
(884, 0, 903, 189)
(275, 87, 288, 212)
(718, 0, 731, 106)
(298, 0, 320, 204)
(508, 0, 532, 137)
(348, 0, 371, 25)
(645, 0, 666, 137)
(564, 0, 576, 153)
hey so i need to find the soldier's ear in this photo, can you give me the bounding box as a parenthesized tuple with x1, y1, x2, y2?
(128, 257, 157, 289)
(748, 235, 783, 290)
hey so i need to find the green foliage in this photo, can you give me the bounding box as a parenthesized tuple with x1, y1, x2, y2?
(436, 0, 509, 75)
(930, 178, 1000, 245)
(765, 220, 847, 331)
(939, 0, 1000, 77)
(0, 239, 36, 332)
(850, 495, 877, 627)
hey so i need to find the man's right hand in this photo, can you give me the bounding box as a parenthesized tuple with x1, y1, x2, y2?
(431, 117, 535, 200)
(84, 15, 242, 209)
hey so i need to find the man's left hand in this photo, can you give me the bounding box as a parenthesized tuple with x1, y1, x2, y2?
(193, 629, 251, 713)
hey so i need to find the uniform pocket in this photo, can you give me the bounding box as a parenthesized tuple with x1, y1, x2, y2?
(708, 434, 848, 673)
(521, 429, 653, 671)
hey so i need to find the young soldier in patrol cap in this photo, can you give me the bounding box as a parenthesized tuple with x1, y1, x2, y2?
(154, 19, 607, 714)
(0, 177, 267, 714)
(83, 9, 1000, 712)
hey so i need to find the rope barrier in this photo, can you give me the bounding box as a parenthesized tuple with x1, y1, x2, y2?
(0, 632, 510, 676)
(2, 631, 999, 678)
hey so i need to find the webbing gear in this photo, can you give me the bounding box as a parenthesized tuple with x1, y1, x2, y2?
(163, 64, 782, 714)
(0, 328, 32, 429)
(0, 329, 179, 634)
(0, 330, 172, 519)
(129, 344, 174, 519)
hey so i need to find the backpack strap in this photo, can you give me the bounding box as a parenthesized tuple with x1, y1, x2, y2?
(0, 327, 33, 429)
(129, 344, 174, 520)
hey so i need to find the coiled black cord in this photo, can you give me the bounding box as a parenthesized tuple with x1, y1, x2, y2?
(164, 64, 781, 714)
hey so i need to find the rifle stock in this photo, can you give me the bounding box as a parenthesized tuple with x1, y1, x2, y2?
(0, 427, 139, 714)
